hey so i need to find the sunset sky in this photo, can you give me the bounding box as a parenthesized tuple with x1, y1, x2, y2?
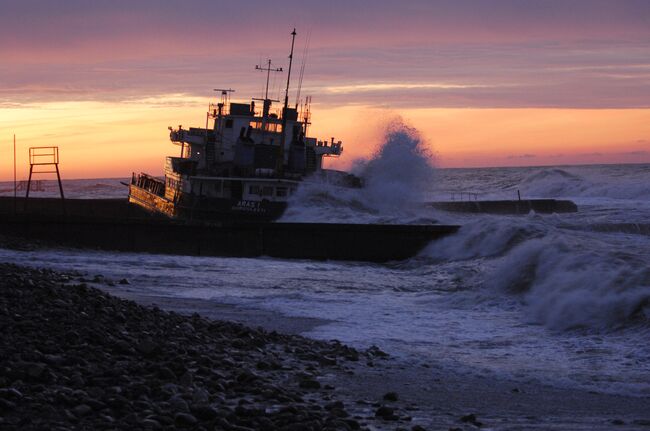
(1, 0, 650, 180)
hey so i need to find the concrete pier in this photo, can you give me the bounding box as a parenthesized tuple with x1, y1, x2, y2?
(428, 199, 578, 214)
(0, 198, 458, 262)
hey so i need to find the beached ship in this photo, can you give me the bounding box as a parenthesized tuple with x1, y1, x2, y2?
(129, 30, 358, 222)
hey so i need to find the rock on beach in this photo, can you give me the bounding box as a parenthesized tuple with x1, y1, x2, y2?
(0, 263, 386, 430)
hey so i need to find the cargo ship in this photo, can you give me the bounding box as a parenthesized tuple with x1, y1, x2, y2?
(129, 30, 358, 222)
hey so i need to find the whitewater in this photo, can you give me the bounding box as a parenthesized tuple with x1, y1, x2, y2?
(1, 125, 649, 398)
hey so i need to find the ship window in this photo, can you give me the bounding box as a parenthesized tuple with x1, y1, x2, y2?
(225, 119, 233, 128)
(248, 120, 282, 133)
(166, 178, 179, 189)
(262, 186, 273, 196)
(276, 187, 287, 197)
(249, 185, 260, 195)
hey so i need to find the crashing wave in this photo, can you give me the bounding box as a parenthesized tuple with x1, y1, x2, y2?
(487, 236, 650, 330)
(281, 119, 438, 223)
(517, 167, 650, 201)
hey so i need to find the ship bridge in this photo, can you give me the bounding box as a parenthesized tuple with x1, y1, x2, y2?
(167, 93, 342, 178)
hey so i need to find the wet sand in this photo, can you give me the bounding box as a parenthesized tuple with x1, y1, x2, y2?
(99, 287, 330, 336)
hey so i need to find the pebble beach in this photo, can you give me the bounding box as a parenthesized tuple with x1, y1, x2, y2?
(2, 255, 650, 430)
(0, 263, 408, 430)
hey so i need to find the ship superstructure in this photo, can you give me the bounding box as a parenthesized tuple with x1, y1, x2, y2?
(129, 30, 354, 221)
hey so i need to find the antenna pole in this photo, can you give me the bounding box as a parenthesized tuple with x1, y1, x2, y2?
(295, 29, 311, 108)
(13, 134, 16, 214)
(265, 59, 272, 99)
(278, 28, 297, 177)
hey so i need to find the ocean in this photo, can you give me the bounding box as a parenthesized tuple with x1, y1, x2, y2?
(1, 128, 649, 399)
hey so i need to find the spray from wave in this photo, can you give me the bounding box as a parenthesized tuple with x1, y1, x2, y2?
(280, 119, 438, 223)
(353, 120, 435, 210)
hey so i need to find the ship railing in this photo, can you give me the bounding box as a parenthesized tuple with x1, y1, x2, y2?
(315, 139, 343, 157)
(208, 102, 230, 117)
(443, 189, 524, 201)
(447, 191, 480, 201)
(131, 172, 166, 197)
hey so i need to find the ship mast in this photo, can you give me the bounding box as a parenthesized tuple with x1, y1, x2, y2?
(278, 28, 297, 176)
(256, 59, 282, 100)
(283, 29, 297, 113)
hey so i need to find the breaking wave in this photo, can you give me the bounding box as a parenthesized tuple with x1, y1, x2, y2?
(488, 236, 650, 330)
(281, 120, 438, 223)
(420, 215, 650, 331)
(419, 217, 546, 261)
(517, 167, 650, 201)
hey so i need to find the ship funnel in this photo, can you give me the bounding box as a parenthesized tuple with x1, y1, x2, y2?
(263, 99, 272, 118)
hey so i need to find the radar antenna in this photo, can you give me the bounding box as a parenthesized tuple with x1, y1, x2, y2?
(213, 88, 235, 106)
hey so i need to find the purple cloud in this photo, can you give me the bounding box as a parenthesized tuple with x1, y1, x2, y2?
(1, 1, 649, 108)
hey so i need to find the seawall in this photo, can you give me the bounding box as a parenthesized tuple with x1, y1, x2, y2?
(428, 199, 578, 214)
(0, 198, 458, 262)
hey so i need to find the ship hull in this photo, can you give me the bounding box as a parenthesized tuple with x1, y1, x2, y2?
(128, 184, 287, 223)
